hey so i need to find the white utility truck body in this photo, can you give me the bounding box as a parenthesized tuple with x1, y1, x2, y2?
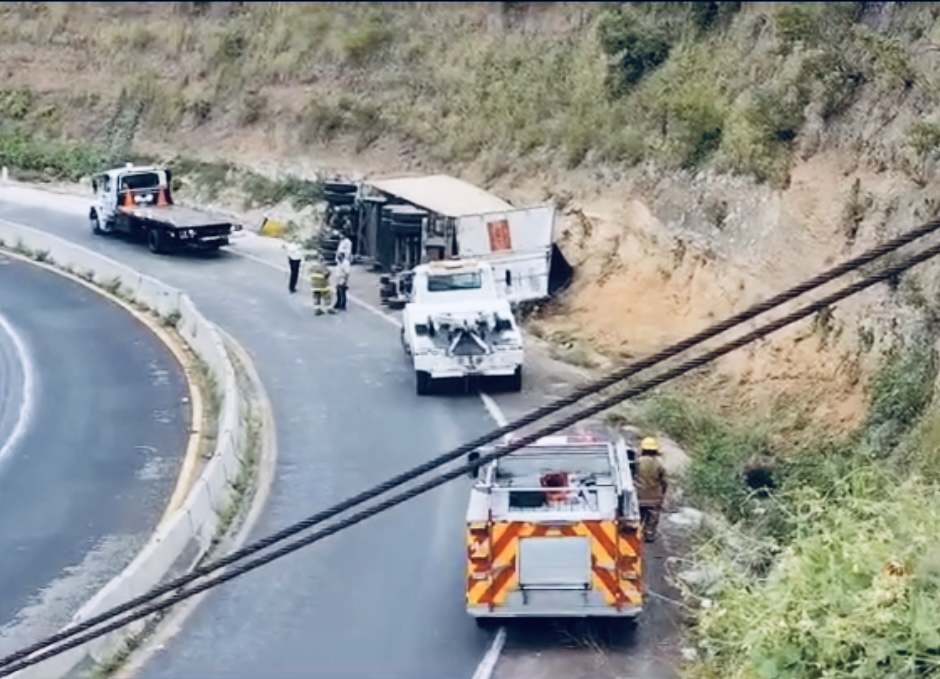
(465, 434, 645, 624)
(89, 163, 238, 254)
(401, 259, 524, 395)
(365, 175, 557, 306)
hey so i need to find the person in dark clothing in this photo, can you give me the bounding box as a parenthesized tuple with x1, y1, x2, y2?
(285, 241, 302, 293)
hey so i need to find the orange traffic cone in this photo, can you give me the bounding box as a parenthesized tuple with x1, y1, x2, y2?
(156, 187, 169, 207)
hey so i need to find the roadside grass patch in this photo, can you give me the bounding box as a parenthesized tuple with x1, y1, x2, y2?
(673, 333, 940, 679)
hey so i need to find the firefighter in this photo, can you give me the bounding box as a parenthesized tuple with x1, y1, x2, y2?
(333, 251, 351, 311)
(308, 254, 334, 315)
(635, 436, 668, 543)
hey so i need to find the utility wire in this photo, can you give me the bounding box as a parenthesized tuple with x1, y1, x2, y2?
(5, 233, 940, 677)
(1, 220, 938, 673)
(1, 219, 936, 674)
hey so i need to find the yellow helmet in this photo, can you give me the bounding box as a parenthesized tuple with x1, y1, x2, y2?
(641, 436, 660, 453)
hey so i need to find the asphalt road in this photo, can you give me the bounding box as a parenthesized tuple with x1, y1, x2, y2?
(0, 253, 189, 657)
(0, 200, 500, 678)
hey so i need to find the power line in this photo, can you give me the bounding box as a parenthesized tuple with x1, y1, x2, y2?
(4, 231, 940, 677)
(2, 217, 936, 674)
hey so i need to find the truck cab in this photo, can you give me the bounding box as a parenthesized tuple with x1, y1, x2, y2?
(465, 434, 644, 624)
(90, 163, 237, 254)
(400, 259, 524, 395)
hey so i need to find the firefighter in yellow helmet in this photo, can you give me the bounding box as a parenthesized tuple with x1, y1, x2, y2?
(635, 436, 668, 543)
(308, 252, 334, 316)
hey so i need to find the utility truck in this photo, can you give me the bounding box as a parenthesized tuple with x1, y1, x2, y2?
(400, 258, 524, 395)
(465, 434, 644, 625)
(89, 163, 238, 254)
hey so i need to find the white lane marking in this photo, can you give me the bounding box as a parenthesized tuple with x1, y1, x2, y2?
(0, 311, 35, 463)
(471, 626, 507, 679)
(233, 248, 510, 678)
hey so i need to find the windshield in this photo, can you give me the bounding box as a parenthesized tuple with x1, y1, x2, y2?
(120, 172, 161, 191)
(426, 271, 483, 292)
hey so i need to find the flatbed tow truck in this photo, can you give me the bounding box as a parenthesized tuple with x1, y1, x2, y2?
(89, 163, 239, 254)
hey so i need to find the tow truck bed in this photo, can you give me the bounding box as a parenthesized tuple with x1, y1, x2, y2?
(118, 204, 233, 229)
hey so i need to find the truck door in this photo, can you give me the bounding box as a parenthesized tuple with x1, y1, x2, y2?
(98, 174, 116, 222)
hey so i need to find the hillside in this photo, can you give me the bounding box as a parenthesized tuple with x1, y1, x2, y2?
(5, 3, 940, 677)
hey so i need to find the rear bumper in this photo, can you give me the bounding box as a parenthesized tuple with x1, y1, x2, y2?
(183, 235, 230, 249)
(467, 605, 642, 619)
(468, 588, 642, 619)
(414, 351, 523, 379)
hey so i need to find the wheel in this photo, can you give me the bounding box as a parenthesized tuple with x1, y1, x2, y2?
(90, 213, 102, 235)
(415, 371, 432, 396)
(148, 228, 165, 254)
(508, 367, 523, 393)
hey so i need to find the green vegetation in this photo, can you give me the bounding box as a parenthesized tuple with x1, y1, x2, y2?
(655, 330, 940, 679)
(0, 3, 936, 189)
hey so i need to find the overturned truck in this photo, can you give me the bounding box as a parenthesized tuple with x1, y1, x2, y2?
(320, 174, 573, 309)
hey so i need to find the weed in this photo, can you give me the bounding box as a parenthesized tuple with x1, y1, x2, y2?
(31, 248, 50, 263)
(101, 276, 123, 296)
(161, 309, 182, 329)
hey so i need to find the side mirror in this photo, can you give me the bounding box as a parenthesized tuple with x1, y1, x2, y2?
(467, 451, 481, 479)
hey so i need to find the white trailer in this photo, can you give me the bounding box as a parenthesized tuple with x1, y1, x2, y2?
(364, 175, 557, 306)
(401, 259, 524, 395)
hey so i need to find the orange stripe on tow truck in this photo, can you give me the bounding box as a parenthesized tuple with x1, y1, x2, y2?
(466, 520, 644, 610)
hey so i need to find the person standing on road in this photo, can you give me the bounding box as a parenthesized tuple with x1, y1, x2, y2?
(333, 252, 351, 312)
(635, 436, 668, 543)
(285, 240, 303, 294)
(337, 232, 353, 263)
(309, 254, 334, 316)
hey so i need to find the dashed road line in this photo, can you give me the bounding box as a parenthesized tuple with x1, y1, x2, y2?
(232, 247, 509, 679)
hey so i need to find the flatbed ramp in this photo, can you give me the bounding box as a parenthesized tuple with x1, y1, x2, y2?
(118, 204, 232, 229)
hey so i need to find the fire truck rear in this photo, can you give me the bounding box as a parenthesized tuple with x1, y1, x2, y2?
(464, 434, 644, 624)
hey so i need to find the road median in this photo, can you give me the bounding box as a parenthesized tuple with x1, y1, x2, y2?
(0, 220, 263, 679)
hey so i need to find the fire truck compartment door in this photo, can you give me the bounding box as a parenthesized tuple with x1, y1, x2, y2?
(518, 536, 591, 589)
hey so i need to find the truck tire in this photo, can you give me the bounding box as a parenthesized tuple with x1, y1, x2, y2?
(415, 371, 432, 396)
(90, 213, 102, 236)
(508, 366, 523, 393)
(148, 228, 166, 255)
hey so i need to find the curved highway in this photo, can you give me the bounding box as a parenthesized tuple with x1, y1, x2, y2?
(0, 252, 190, 657)
(0, 197, 501, 678)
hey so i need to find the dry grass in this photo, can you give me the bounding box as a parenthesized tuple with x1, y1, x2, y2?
(1, 2, 939, 189)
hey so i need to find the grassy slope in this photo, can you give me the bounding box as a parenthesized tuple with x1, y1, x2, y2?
(3, 2, 936, 185)
(6, 4, 940, 677)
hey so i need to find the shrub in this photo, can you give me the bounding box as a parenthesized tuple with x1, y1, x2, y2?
(664, 87, 727, 168)
(598, 7, 671, 95)
(687, 473, 940, 679)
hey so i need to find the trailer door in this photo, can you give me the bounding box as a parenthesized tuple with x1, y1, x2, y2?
(518, 536, 592, 589)
(455, 205, 555, 303)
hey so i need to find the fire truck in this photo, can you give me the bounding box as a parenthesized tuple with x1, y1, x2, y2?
(464, 434, 644, 625)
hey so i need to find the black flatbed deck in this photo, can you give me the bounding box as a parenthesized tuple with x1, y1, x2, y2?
(118, 204, 232, 229)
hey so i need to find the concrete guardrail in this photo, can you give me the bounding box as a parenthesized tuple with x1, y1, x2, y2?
(0, 220, 249, 678)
